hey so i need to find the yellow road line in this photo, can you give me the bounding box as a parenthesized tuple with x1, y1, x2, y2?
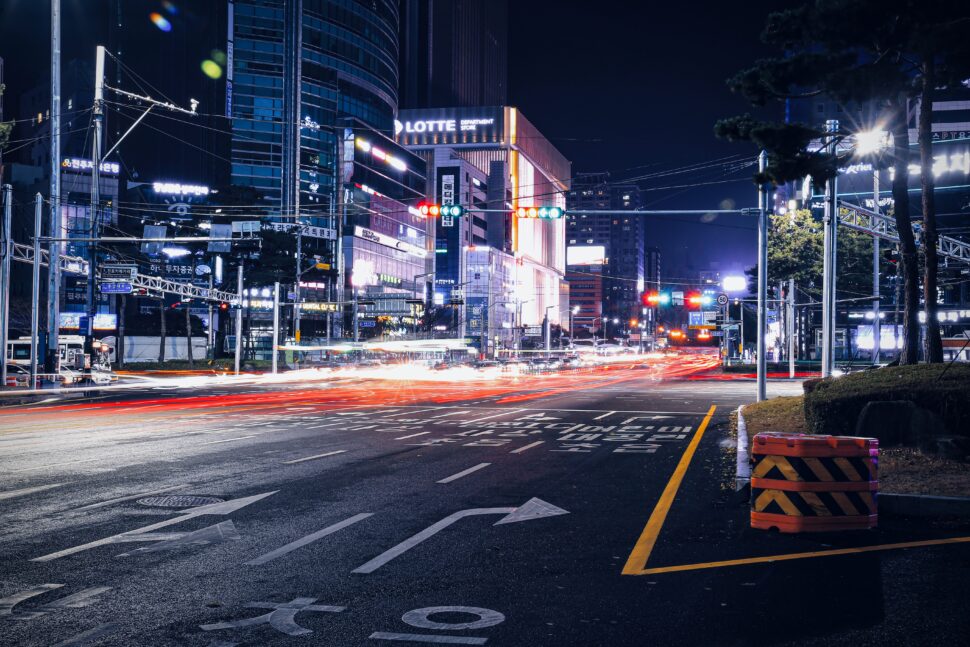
(621, 403, 716, 575)
(638, 536, 970, 575)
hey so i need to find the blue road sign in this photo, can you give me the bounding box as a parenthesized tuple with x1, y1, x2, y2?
(100, 282, 132, 294)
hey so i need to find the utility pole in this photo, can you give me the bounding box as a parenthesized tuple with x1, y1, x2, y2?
(271, 281, 280, 374)
(234, 263, 243, 375)
(0, 185, 12, 390)
(821, 119, 839, 377)
(872, 169, 881, 363)
(85, 45, 106, 365)
(48, 0, 62, 371)
(207, 275, 214, 357)
(756, 150, 769, 402)
(30, 194, 43, 385)
(788, 279, 796, 379)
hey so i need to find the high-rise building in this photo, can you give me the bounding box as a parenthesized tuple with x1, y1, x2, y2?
(227, 0, 399, 219)
(398, 0, 508, 109)
(565, 173, 645, 337)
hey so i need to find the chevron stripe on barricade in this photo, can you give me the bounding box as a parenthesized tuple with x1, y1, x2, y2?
(751, 433, 879, 533)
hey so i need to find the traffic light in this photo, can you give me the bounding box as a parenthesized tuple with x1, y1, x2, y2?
(219, 302, 229, 312)
(515, 206, 564, 219)
(643, 291, 671, 306)
(687, 292, 713, 308)
(418, 203, 464, 217)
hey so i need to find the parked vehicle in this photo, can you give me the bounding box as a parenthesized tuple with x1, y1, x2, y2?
(3, 364, 40, 388)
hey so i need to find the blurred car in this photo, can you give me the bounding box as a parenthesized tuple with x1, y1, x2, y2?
(87, 370, 113, 386)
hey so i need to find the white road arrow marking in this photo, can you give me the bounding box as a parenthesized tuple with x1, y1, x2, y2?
(352, 498, 568, 574)
(32, 491, 277, 562)
(116, 521, 241, 557)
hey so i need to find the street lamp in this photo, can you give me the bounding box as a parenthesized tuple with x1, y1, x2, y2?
(853, 129, 890, 157)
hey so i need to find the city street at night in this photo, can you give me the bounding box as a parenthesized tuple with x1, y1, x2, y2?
(2, 0, 970, 645)
(2, 357, 969, 645)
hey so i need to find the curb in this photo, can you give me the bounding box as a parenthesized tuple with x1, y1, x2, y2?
(735, 405, 750, 492)
(880, 493, 970, 518)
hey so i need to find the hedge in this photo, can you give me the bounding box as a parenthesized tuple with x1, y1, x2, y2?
(803, 364, 970, 438)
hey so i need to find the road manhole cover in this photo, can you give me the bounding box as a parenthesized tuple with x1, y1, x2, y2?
(137, 495, 224, 508)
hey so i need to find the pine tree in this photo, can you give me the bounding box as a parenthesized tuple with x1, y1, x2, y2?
(715, 0, 970, 364)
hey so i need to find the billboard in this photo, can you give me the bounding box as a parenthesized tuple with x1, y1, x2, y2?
(567, 245, 607, 266)
(395, 107, 506, 147)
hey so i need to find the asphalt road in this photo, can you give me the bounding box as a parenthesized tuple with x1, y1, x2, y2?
(1, 360, 968, 646)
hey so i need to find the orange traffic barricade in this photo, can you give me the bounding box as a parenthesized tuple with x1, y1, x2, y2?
(750, 433, 878, 533)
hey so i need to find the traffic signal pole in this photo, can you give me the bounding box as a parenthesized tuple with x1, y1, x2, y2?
(821, 120, 839, 377)
(0, 185, 12, 390)
(86, 46, 106, 361)
(756, 150, 769, 402)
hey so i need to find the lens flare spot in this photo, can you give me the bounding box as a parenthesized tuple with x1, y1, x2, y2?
(149, 12, 172, 32)
(211, 49, 228, 66)
(162, 1, 178, 14)
(201, 59, 223, 79)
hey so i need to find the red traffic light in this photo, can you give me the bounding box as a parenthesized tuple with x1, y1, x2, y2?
(687, 292, 703, 308)
(418, 202, 441, 217)
(643, 291, 660, 305)
(219, 302, 229, 311)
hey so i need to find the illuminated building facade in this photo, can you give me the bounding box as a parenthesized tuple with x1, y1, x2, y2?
(340, 123, 431, 336)
(397, 106, 570, 344)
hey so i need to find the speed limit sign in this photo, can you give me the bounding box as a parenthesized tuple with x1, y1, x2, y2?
(716, 293, 729, 305)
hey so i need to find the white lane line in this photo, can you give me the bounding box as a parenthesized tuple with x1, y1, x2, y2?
(11, 458, 101, 472)
(593, 411, 616, 420)
(245, 512, 373, 566)
(73, 484, 190, 511)
(0, 482, 68, 501)
(395, 431, 430, 440)
(383, 408, 442, 417)
(202, 435, 258, 445)
(460, 409, 527, 424)
(427, 410, 473, 419)
(369, 633, 486, 645)
(306, 423, 340, 430)
(510, 441, 545, 454)
(370, 404, 708, 415)
(282, 450, 347, 465)
(437, 462, 491, 484)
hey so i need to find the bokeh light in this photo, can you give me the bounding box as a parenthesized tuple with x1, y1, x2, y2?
(149, 12, 172, 32)
(211, 49, 228, 66)
(162, 1, 178, 14)
(201, 60, 223, 79)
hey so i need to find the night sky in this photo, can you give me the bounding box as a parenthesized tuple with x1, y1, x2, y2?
(0, 0, 798, 282)
(510, 0, 799, 281)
